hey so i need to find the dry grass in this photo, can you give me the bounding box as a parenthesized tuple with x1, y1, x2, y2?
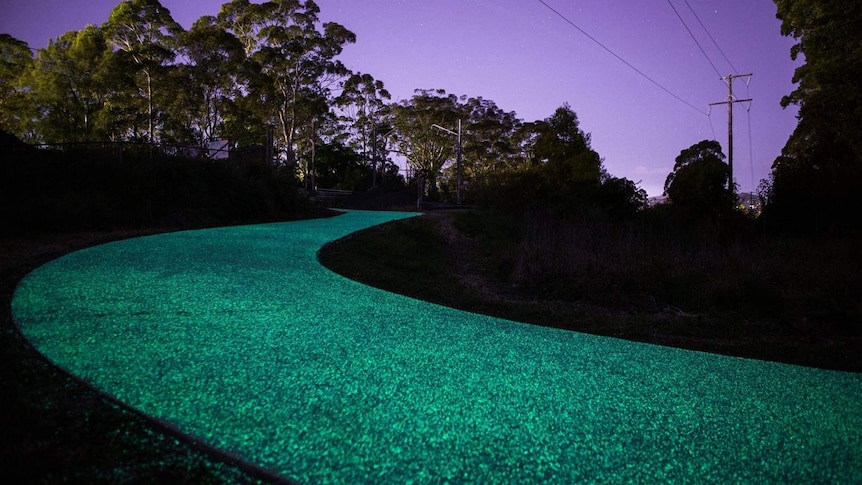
(320, 211, 862, 372)
(506, 213, 861, 329)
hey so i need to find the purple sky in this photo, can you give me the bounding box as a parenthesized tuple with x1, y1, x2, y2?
(1, 0, 800, 196)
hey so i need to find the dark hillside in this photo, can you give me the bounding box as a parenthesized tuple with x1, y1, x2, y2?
(1, 131, 323, 234)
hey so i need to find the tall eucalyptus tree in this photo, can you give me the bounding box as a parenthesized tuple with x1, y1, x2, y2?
(168, 15, 246, 145)
(458, 96, 521, 185)
(391, 89, 462, 203)
(20, 26, 117, 143)
(0, 34, 34, 139)
(336, 72, 391, 186)
(103, 0, 183, 142)
(217, 0, 355, 165)
(532, 103, 604, 184)
(766, 0, 862, 231)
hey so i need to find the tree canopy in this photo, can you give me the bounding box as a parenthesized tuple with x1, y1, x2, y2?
(0, 34, 35, 138)
(217, 0, 355, 165)
(390, 89, 460, 202)
(103, 0, 183, 142)
(0, 0, 649, 215)
(664, 140, 731, 215)
(766, 0, 862, 232)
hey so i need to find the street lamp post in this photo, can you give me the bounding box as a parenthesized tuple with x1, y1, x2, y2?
(432, 119, 462, 205)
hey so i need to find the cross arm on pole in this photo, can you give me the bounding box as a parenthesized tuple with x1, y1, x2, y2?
(709, 98, 752, 107)
(709, 74, 753, 198)
(431, 124, 457, 136)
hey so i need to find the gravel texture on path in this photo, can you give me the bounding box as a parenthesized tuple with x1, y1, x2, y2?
(12, 210, 862, 483)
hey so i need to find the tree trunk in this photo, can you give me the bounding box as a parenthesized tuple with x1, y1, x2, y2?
(417, 171, 424, 210)
(146, 69, 154, 143)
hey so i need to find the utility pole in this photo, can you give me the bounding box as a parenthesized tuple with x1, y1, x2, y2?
(709, 73, 752, 198)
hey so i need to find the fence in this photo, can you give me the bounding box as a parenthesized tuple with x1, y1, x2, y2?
(32, 140, 239, 162)
(313, 188, 354, 207)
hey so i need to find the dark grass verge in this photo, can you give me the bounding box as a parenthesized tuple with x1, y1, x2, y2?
(318, 216, 489, 311)
(0, 221, 337, 484)
(318, 212, 862, 373)
(1, 134, 334, 482)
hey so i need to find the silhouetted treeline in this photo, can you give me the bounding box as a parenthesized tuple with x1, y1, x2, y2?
(759, 1, 862, 235)
(1, 131, 312, 234)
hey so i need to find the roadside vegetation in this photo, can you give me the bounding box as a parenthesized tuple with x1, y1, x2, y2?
(1, 131, 324, 235)
(1, 0, 860, 482)
(320, 209, 862, 373)
(0, 134, 321, 483)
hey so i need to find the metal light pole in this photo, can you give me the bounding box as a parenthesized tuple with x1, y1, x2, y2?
(432, 119, 462, 205)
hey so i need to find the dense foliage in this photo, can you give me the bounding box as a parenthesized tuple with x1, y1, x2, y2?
(663, 140, 732, 217)
(0, 1, 646, 214)
(5, 0, 858, 230)
(764, 0, 862, 233)
(4, 3, 861, 482)
(0, 130, 309, 233)
(470, 104, 647, 220)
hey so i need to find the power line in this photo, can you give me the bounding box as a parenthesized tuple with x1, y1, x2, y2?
(683, 0, 739, 74)
(665, 0, 752, 194)
(666, 0, 722, 78)
(536, 0, 707, 116)
(674, 0, 754, 193)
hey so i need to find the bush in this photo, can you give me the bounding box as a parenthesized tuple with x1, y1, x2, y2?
(473, 165, 645, 223)
(1, 137, 308, 234)
(488, 206, 861, 333)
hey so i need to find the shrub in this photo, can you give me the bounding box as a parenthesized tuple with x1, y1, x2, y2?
(1, 137, 306, 234)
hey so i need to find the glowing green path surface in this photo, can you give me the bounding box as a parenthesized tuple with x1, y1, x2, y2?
(12, 211, 862, 483)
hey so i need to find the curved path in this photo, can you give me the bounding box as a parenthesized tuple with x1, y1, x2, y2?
(12, 211, 862, 483)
